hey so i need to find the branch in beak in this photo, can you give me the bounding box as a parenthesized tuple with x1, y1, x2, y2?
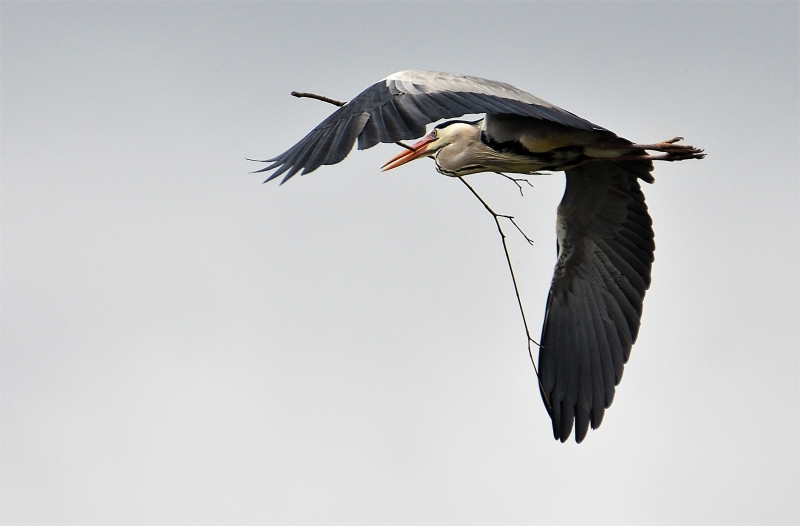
(381, 136, 436, 171)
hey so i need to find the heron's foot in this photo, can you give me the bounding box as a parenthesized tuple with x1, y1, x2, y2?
(631, 137, 706, 161)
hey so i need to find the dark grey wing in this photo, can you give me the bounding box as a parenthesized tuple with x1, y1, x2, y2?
(256, 70, 607, 183)
(538, 160, 655, 443)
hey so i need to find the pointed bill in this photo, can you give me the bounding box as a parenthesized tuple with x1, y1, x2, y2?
(381, 136, 436, 171)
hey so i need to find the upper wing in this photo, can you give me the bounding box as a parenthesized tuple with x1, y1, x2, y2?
(256, 70, 607, 183)
(538, 160, 655, 443)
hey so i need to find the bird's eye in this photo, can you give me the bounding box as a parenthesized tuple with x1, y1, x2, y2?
(430, 129, 438, 139)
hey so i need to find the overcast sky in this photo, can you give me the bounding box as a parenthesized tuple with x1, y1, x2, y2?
(2, 1, 798, 524)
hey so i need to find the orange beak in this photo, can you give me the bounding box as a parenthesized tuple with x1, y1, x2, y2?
(381, 135, 437, 171)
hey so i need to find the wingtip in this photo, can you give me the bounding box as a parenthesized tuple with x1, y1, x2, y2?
(260, 170, 283, 184)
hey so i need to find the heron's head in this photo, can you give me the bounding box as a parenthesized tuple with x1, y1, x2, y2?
(381, 120, 481, 171)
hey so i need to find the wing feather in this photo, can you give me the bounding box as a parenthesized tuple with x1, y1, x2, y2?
(584, 277, 616, 415)
(538, 160, 655, 442)
(575, 280, 594, 442)
(325, 113, 371, 166)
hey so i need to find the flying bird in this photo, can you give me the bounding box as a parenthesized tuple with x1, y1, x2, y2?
(255, 70, 704, 443)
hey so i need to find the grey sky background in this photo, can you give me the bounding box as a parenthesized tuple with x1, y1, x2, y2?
(2, 1, 798, 524)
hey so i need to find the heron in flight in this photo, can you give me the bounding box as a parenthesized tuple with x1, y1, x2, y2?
(255, 70, 704, 443)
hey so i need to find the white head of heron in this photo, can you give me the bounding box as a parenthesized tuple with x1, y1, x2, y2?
(381, 121, 483, 175)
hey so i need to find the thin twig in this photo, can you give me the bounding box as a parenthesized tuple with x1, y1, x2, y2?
(500, 215, 534, 245)
(394, 141, 415, 152)
(495, 172, 534, 196)
(291, 91, 346, 107)
(458, 177, 549, 409)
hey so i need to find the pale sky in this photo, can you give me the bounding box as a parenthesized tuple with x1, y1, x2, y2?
(2, 1, 798, 524)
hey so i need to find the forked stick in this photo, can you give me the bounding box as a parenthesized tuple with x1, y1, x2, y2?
(286, 90, 547, 407)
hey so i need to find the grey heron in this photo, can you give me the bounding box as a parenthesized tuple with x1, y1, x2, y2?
(255, 70, 704, 443)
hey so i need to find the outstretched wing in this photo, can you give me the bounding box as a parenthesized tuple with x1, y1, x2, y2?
(256, 70, 607, 183)
(538, 160, 655, 443)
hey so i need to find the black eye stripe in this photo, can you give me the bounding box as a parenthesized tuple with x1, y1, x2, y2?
(433, 118, 482, 130)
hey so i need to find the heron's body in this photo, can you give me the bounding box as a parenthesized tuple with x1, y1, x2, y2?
(255, 70, 704, 443)
(420, 117, 640, 177)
